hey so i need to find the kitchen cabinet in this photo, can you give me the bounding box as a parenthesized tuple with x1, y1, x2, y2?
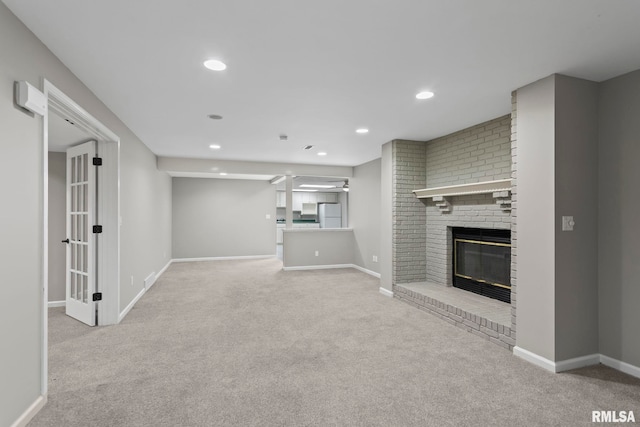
(276, 191, 286, 208)
(289, 192, 339, 211)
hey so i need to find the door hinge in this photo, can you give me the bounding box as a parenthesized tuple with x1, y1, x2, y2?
(92, 292, 102, 301)
(93, 157, 103, 166)
(93, 225, 103, 233)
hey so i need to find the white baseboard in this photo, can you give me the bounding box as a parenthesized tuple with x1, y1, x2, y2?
(513, 346, 557, 372)
(514, 347, 640, 378)
(555, 353, 601, 373)
(601, 354, 640, 379)
(352, 264, 381, 278)
(11, 394, 46, 427)
(156, 259, 173, 281)
(282, 263, 382, 279)
(47, 300, 65, 308)
(172, 255, 274, 263)
(118, 287, 146, 323)
(283, 264, 353, 271)
(379, 287, 394, 298)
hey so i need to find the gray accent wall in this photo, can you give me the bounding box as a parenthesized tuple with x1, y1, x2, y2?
(350, 158, 381, 274)
(283, 229, 355, 267)
(48, 152, 66, 302)
(380, 142, 393, 291)
(513, 75, 557, 361)
(598, 69, 640, 367)
(392, 140, 427, 284)
(172, 178, 276, 258)
(553, 75, 599, 361)
(0, 5, 172, 425)
(516, 74, 600, 362)
(424, 116, 512, 287)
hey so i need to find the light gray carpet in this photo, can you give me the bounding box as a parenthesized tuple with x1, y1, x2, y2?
(31, 258, 640, 426)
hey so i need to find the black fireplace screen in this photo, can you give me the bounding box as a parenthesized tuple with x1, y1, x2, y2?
(452, 228, 511, 303)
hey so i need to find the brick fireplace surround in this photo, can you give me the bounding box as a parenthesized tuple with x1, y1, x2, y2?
(391, 94, 518, 350)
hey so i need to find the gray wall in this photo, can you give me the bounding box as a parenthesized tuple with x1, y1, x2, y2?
(554, 75, 599, 361)
(514, 75, 557, 361)
(283, 229, 355, 267)
(0, 5, 172, 424)
(516, 74, 600, 362)
(380, 142, 393, 291)
(598, 69, 640, 367)
(350, 158, 381, 274)
(48, 152, 66, 302)
(172, 178, 276, 258)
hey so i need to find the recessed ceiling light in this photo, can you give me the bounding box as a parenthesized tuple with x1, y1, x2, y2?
(416, 91, 435, 100)
(293, 189, 318, 192)
(317, 152, 327, 156)
(208, 114, 223, 120)
(219, 172, 227, 176)
(209, 144, 221, 149)
(300, 184, 335, 189)
(204, 59, 227, 71)
(356, 128, 369, 134)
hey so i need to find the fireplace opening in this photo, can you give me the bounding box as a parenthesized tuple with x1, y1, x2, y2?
(452, 227, 511, 304)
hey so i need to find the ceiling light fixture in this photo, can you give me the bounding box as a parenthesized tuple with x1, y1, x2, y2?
(293, 189, 318, 192)
(219, 172, 228, 176)
(303, 145, 314, 150)
(204, 59, 227, 71)
(209, 144, 221, 149)
(343, 182, 349, 192)
(356, 128, 369, 134)
(317, 152, 327, 156)
(300, 184, 335, 189)
(416, 91, 435, 100)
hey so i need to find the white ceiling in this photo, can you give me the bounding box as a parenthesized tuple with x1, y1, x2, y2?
(6, 0, 640, 167)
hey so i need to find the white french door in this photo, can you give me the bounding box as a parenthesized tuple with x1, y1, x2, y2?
(65, 141, 97, 325)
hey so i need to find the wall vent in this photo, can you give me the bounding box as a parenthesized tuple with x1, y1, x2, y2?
(144, 272, 156, 290)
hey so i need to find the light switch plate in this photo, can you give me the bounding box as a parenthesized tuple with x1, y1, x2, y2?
(266, 214, 271, 219)
(562, 216, 575, 231)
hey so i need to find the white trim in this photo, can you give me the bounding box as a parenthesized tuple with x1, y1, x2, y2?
(172, 255, 275, 263)
(379, 287, 394, 298)
(156, 259, 173, 281)
(10, 394, 47, 427)
(555, 354, 601, 373)
(351, 264, 381, 278)
(601, 354, 640, 379)
(514, 347, 602, 373)
(513, 346, 557, 372)
(118, 287, 146, 323)
(282, 263, 384, 278)
(47, 301, 65, 308)
(413, 178, 512, 199)
(282, 264, 354, 271)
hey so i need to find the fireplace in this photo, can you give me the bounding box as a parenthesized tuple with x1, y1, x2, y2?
(452, 227, 511, 303)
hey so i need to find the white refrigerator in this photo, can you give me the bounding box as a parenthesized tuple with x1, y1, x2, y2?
(318, 203, 342, 228)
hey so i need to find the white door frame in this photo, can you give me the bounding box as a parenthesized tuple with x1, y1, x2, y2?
(42, 79, 121, 395)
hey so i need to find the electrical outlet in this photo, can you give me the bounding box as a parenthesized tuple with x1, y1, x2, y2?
(315, 250, 319, 257)
(266, 214, 271, 219)
(562, 216, 575, 231)
(373, 255, 378, 262)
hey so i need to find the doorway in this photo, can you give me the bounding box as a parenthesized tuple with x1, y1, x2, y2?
(42, 80, 121, 396)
